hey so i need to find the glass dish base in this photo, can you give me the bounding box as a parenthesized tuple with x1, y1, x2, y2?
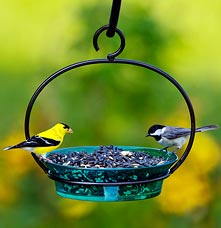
(55, 180, 163, 202)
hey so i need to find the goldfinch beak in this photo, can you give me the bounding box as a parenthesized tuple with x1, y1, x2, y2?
(68, 128, 73, 133)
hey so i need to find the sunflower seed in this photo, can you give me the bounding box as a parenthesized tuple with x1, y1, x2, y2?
(46, 145, 168, 168)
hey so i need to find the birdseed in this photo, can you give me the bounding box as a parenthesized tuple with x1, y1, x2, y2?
(45, 145, 171, 168)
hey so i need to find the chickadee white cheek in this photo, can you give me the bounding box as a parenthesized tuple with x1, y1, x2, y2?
(151, 129, 163, 136)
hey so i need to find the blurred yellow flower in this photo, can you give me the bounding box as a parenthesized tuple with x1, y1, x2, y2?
(57, 199, 96, 218)
(0, 179, 17, 204)
(2, 131, 34, 176)
(0, 130, 37, 204)
(186, 134, 220, 174)
(158, 169, 211, 214)
(157, 117, 220, 215)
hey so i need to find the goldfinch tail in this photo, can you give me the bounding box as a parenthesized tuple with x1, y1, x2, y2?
(3, 145, 18, 151)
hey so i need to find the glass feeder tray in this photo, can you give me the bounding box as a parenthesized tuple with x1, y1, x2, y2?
(41, 146, 178, 202)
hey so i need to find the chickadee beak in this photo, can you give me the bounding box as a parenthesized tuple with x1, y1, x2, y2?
(68, 128, 73, 133)
(146, 134, 150, 137)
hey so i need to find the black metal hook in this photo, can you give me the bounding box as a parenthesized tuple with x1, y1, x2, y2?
(106, 0, 122, 37)
(93, 0, 124, 61)
(93, 25, 125, 61)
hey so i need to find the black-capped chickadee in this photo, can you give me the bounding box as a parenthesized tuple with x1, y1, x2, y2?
(146, 124, 218, 151)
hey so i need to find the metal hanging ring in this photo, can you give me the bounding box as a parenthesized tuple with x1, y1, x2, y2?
(93, 25, 125, 61)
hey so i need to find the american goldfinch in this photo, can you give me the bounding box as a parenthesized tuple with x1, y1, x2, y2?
(146, 124, 218, 150)
(3, 123, 73, 154)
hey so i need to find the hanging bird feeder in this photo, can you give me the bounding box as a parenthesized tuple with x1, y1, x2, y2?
(24, 0, 195, 201)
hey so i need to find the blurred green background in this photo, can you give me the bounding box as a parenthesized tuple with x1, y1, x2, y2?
(0, 0, 220, 227)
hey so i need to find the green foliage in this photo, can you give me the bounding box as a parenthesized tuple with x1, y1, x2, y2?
(0, 1, 220, 228)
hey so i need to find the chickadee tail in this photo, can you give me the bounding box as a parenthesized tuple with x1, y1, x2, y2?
(196, 125, 219, 132)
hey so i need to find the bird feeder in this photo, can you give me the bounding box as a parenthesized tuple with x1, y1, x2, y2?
(24, 0, 195, 201)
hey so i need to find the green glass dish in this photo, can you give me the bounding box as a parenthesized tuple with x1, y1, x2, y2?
(42, 146, 178, 201)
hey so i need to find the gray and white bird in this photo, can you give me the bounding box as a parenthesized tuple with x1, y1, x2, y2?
(146, 124, 218, 151)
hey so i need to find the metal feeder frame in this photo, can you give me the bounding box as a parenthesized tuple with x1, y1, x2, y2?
(24, 0, 196, 188)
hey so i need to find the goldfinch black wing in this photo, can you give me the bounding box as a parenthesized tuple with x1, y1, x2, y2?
(26, 135, 60, 147)
(4, 135, 60, 150)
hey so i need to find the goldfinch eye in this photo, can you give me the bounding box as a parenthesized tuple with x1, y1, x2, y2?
(60, 123, 70, 129)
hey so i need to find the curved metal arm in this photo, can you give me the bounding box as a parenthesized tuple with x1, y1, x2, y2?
(24, 58, 195, 175)
(31, 152, 49, 173)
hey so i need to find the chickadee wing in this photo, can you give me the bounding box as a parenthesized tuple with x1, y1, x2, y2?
(18, 135, 60, 148)
(163, 127, 191, 139)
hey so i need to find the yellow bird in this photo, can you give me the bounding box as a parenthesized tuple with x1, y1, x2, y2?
(3, 123, 73, 154)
